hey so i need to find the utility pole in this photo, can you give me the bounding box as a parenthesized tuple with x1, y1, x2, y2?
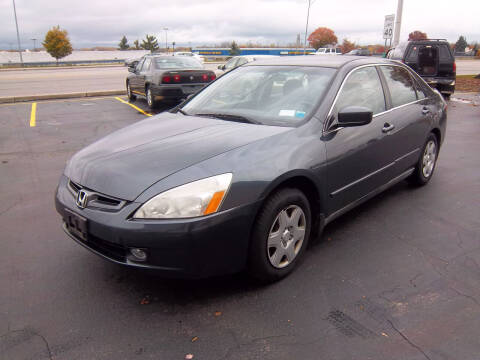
(163, 27, 169, 53)
(303, 0, 313, 55)
(392, 0, 403, 47)
(12, 0, 23, 66)
(31, 38, 37, 51)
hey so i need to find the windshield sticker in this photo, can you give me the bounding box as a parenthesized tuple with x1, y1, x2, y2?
(295, 111, 306, 118)
(279, 110, 296, 117)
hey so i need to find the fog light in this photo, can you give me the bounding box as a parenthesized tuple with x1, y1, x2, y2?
(130, 248, 147, 261)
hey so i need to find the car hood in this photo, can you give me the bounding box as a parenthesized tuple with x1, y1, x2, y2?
(64, 113, 290, 201)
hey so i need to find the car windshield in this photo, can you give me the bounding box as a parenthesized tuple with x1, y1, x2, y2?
(154, 57, 203, 69)
(181, 65, 336, 127)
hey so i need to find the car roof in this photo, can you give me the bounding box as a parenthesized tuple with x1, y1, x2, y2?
(244, 55, 392, 68)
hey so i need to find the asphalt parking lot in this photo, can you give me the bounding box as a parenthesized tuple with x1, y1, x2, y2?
(1, 95, 479, 360)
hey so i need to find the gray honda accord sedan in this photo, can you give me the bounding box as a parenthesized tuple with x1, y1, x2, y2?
(56, 56, 447, 282)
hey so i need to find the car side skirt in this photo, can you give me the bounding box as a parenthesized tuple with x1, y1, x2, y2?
(325, 167, 415, 225)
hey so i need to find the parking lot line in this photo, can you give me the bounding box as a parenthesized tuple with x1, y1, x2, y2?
(114, 97, 152, 117)
(30, 102, 37, 127)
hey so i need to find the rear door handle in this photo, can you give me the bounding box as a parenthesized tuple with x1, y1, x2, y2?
(382, 123, 395, 133)
(422, 106, 430, 115)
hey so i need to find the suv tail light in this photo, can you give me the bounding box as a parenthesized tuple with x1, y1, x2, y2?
(453, 62, 456, 73)
(162, 76, 171, 83)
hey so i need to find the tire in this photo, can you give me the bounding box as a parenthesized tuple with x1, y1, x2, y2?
(248, 188, 311, 282)
(126, 82, 136, 101)
(408, 133, 439, 186)
(146, 86, 157, 109)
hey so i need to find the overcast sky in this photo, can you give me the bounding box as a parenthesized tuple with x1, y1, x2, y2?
(0, 0, 479, 49)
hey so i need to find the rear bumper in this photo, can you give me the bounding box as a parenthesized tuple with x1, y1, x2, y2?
(150, 83, 206, 100)
(55, 176, 260, 278)
(422, 77, 455, 94)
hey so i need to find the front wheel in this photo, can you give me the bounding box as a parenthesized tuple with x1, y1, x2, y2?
(408, 133, 439, 186)
(248, 188, 311, 282)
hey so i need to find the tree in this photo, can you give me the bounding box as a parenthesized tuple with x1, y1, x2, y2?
(229, 41, 240, 56)
(141, 35, 159, 52)
(340, 38, 356, 54)
(133, 39, 141, 50)
(455, 35, 468, 53)
(118, 35, 129, 50)
(307, 27, 337, 50)
(408, 30, 428, 41)
(42, 26, 73, 65)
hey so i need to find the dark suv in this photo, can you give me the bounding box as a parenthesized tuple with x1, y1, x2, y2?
(386, 39, 455, 97)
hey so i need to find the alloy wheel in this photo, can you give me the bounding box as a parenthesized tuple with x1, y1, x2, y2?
(422, 140, 437, 178)
(267, 205, 306, 268)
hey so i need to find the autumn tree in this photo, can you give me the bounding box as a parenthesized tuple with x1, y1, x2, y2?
(229, 41, 240, 56)
(307, 27, 337, 50)
(42, 26, 73, 65)
(340, 39, 356, 54)
(133, 39, 141, 50)
(141, 35, 159, 52)
(408, 31, 428, 41)
(118, 35, 129, 50)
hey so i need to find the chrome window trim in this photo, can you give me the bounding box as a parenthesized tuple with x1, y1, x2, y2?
(323, 63, 427, 133)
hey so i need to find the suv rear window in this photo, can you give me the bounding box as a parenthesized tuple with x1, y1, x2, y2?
(439, 45, 453, 60)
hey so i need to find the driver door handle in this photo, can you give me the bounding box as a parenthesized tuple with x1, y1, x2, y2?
(382, 123, 395, 133)
(422, 106, 430, 115)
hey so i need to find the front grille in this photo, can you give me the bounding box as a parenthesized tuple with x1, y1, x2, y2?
(67, 179, 126, 212)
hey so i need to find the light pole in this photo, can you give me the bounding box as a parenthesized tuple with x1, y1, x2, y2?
(12, 0, 23, 66)
(393, 0, 403, 47)
(31, 38, 37, 51)
(303, 0, 315, 55)
(163, 27, 169, 53)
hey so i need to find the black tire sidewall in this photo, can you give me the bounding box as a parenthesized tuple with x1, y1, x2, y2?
(248, 188, 312, 282)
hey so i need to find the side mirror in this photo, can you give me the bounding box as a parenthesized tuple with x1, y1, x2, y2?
(218, 65, 225, 70)
(337, 106, 373, 127)
(128, 67, 135, 73)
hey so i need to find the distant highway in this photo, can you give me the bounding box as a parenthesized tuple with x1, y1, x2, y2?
(0, 64, 220, 98)
(0, 60, 477, 98)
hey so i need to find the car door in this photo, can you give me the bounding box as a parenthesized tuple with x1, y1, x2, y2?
(130, 58, 145, 94)
(137, 57, 152, 94)
(323, 65, 396, 216)
(378, 65, 431, 176)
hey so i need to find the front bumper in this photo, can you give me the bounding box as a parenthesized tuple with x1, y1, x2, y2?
(150, 83, 206, 100)
(55, 176, 260, 278)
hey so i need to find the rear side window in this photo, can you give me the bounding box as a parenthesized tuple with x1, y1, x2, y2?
(380, 66, 417, 107)
(335, 66, 386, 115)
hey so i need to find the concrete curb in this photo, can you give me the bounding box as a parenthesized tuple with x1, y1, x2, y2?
(0, 64, 126, 72)
(0, 90, 126, 104)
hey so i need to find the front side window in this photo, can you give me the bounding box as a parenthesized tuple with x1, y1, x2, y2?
(135, 58, 144, 72)
(334, 66, 386, 115)
(380, 66, 417, 107)
(182, 66, 336, 127)
(142, 58, 151, 72)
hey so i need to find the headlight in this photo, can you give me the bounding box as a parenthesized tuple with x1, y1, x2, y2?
(133, 173, 232, 219)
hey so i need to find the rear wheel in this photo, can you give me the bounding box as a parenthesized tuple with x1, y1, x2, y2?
(146, 86, 157, 109)
(126, 82, 136, 101)
(408, 133, 438, 186)
(248, 188, 311, 282)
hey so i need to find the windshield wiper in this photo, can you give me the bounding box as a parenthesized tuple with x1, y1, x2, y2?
(193, 113, 259, 124)
(177, 108, 190, 116)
